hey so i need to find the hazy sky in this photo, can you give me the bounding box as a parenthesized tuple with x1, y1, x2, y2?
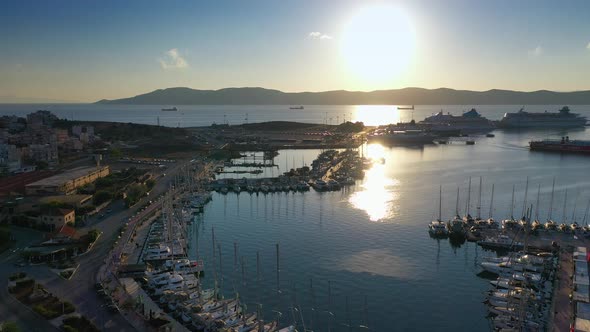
(1, 0, 590, 102)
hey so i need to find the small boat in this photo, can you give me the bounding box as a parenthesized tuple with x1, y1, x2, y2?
(162, 107, 178, 111)
(289, 106, 304, 110)
(397, 105, 414, 110)
(478, 234, 524, 250)
(486, 133, 495, 138)
(465, 140, 475, 145)
(429, 186, 449, 237)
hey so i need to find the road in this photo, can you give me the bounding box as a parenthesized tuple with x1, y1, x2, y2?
(0, 159, 190, 331)
(0, 227, 60, 331)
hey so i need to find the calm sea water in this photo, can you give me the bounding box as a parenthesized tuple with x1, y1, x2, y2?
(2, 103, 590, 127)
(4, 104, 590, 330)
(188, 130, 590, 331)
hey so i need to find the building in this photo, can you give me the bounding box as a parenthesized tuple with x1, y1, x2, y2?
(39, 208, 75, 230)
(39, 194, 92, 208)
(0, 143, 21, 172)
(25, 165, 110, 195)
(72, 125, 94, 142)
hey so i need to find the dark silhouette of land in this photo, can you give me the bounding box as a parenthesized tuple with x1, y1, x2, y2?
(96, 87, 590, 105)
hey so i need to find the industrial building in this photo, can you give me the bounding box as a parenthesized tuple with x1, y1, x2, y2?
(25, 165, 110, 195)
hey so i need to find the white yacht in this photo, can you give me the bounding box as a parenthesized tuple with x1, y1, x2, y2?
(144, 245, 172, 261)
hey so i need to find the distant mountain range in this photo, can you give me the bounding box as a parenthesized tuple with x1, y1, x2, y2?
(96, 87, 590, 105)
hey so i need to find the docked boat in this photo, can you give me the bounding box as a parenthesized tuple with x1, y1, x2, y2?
(162, 106, 178, 112)
(419, 108, 495, 133)
(530, 136, 590, 154)
(429, 185, 449, 237)
(368, 129, 437, 145)
(478, 235, 524, 250)
(313, 179, 329, 191)
(498, 106, 587, 128)
(144, 244, 172, 261)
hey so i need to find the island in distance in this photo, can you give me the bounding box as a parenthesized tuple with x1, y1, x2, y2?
(95, 86, 590, 105)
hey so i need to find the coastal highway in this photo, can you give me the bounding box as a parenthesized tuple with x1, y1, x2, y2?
(0, 159, 191, 331)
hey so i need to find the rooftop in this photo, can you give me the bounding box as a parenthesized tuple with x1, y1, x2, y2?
(26, 166, 108, 188)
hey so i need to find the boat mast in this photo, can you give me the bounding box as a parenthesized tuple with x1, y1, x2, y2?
(583, 199, 590, 226)
(562, 189, 568, 223)
(510, 185, 515, 220)
(438, 185, 442, 221)
(572, 189, 580, 222)
(465, 177, 472, 216)
(477, 177, 482, 219)
(521, 176, 529, 218)
(489, 184, 495, 219)
(455, 187, 460, 217)
(535, 184, 541, 220)
(548, 177, 555, 221)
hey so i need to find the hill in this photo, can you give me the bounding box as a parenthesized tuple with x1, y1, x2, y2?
(95, 87, 590, 105)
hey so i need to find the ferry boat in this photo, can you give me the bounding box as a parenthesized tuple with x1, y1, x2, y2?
(161, 106, 178, 112)
(498, 106, 587, 128)
(529, 136, 590, 154)
(419, 108, 495, 133)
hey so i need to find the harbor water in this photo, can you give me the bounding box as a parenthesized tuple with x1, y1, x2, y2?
(189, 129, 590, 331)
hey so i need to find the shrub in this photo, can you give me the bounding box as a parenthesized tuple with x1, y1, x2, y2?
(62, 301, 75, 314)
(61, 325, 78, 332)
(87, 229, 100, 243)
(33, 304, 59, 319)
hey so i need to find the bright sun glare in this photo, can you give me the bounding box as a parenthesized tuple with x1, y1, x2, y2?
(341, 5, 415, 87)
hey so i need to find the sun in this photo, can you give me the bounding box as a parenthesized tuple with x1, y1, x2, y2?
(340, 5, 416, 88)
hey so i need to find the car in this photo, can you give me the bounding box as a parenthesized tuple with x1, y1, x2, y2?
(106, 209, 112, 213)
(13, 261, 26, 267)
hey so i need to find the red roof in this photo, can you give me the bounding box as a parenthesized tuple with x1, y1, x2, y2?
(55, 224, 77, 238)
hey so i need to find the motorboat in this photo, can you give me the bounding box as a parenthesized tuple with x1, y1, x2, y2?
(478, 235, 524, 250)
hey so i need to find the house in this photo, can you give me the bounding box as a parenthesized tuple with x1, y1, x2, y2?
(46, 224, 78, 244)
(39, 208, 75, 231)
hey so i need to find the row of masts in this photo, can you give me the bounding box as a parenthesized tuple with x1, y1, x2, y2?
(438, 176, 590, 224)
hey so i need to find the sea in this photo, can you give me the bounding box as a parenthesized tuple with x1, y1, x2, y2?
(3, 104, 590, 331)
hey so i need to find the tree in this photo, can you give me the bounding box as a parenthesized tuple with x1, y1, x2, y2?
(93, 190, 112, 205)
(0, 321, 21, 332)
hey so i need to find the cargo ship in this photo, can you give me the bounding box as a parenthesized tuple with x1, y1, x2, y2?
(529, 136, 590, 153)
(498, 106, 587, 128)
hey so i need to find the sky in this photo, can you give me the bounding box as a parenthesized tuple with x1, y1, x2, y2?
(1, 0, 589, 102)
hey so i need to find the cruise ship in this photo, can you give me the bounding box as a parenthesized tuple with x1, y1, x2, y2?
(498, 106, 587, 128)
(419, 108, 495, 133)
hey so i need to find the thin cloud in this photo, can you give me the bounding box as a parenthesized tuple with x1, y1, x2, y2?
(528, 46, 543, 57)
(309, 31, 333, 40)
(159, 48, 188, 69)
(587, 42, 590, 50)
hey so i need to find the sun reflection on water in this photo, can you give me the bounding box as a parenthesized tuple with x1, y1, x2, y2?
(349, 144, 398, 221)
(352, 105, 400, 126)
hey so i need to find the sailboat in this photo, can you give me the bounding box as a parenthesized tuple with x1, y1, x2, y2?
(462, 177, 474, 225)
(531, 184, 542, 231)
(429, 185, 449, 237)
(518, 177, 529, 227)
(502, 185, 517, 229)
(544, 178, 557, 230)
(558, 189, 569, 232)
(487, 184, 498, 228)
(448, 187, 465, 237)
(582, 199, 590, 233)
(475, 177, 486, 226)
